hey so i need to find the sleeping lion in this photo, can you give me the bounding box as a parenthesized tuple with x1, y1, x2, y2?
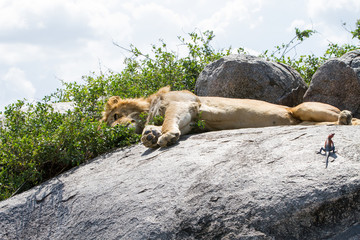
(102, 86, 359, 148)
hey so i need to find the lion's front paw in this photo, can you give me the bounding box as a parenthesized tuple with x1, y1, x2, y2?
(158, 130, 180, 148)
(141, 126, 162, 148)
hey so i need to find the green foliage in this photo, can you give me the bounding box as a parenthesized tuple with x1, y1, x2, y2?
(343, 19, 360, 41)
(262, 25, 359, 84)
(352, 19, 360, 40)
(295, 28, 315, 41)
(0, 100, 139, 200)
(261, 28, 316, 60)
(191, 111, 206, 133)
(148, 115, 164, 126)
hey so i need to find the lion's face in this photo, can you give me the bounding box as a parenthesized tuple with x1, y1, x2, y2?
(102, 96, 149, 134)
(104, 107, 143, 132)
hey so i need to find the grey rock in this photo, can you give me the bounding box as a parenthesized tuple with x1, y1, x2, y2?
(304, 50, 360, 118)
(195, 55, 308, 106)
(1, 125, 360, 239)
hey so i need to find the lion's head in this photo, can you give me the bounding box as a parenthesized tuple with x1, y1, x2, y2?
(101, 96, 150, 134)
(101, 86, 171, 133)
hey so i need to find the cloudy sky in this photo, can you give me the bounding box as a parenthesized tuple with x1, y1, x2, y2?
(1, 0, 359, 111)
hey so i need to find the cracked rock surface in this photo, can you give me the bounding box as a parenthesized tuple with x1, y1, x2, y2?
(1, 125, 360, 239)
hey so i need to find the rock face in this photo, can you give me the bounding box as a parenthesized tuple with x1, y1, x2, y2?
(304, 50, 360, 118)
(1, 125, 360, 239)
(195, 55, 308, 107)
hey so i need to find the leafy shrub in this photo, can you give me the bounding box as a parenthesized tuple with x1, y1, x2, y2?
(0, 100, 139, 200)
(262, 24, 360, 84)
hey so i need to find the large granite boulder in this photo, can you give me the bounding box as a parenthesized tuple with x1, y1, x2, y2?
(195, 55, 308, 107)
(1, 125, 360, 239)
(304, 50, 360, 117)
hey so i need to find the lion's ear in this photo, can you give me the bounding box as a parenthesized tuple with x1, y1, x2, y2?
(106, 96, 121, 110)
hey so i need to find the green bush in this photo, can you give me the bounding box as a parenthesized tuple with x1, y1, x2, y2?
(261, 25, 360, 84)
(0, 100, 140, 200)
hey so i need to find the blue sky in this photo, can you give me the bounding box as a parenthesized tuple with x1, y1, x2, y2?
(0, 0, 359, 111)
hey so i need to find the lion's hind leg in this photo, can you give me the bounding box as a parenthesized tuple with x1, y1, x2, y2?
(288, 102, 340, 123)
(289, 102, 356, 125)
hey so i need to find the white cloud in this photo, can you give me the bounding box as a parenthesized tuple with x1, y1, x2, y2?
(0, 2, 27, 30)
(302, 0, 360, 49)
(123, 2, 190, 35)
(0, 44, 46, 65)
(67, 0, 132, 41)
(286, 19, 318, 34)
(0, 0, 134, 108)
(198, 0, 263, 34)
(4, 68, 36, 97)
(0, 0, 133, 45)
(307, 0, 360, 17)
(1, 68, 36, 107)
(115, 2, 197, 56)
(125, 2, 179, 22)
(53, 39, 125, 83)
(250, 16, 264, 30)
(0, 0, 63, 31)
(287, 20, 306, 31)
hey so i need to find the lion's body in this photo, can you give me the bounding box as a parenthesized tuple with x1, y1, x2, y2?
(102, 87, 359, 148)
(199, 97, 298, 130)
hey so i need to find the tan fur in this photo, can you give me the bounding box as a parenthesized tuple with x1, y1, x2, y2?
(101, 87, 171, 133)
(102, 86, 359, 148)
